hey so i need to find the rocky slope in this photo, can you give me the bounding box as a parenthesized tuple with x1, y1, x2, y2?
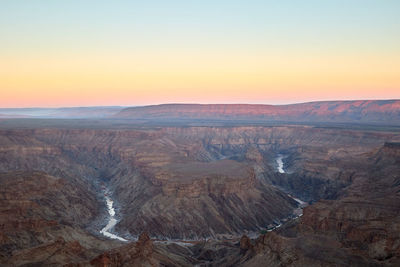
(0, 171, 117, 266)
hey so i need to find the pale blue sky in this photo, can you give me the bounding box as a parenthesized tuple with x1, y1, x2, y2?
(1, 0, 399, 54)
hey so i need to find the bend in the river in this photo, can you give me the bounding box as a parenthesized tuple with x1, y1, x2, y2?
(276, 154, 285, 173)
(100, 188, 128, 242)
(275, 154, 308, 218)
(98, 156, 305, 242)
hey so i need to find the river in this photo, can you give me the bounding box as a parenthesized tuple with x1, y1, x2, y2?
(275, 154, 307, 218)
(276, 154, 285, 173)
(99, 189, 128, 242)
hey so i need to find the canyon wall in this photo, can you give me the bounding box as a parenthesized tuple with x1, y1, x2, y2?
(1, 126, 398, 238)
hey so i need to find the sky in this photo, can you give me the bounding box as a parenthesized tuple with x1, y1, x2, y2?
(1, 0, 399, 107)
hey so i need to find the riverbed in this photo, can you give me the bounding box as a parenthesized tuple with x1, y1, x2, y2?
(99, 189, 128, 242)
(275, 154, 308, 218)
(276, 154, 285, 173)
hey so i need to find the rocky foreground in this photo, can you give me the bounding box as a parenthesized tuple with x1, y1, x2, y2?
(0, 124, 399, 266)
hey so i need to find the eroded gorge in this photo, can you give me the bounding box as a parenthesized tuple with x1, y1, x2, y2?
(1, 124, 399, 266)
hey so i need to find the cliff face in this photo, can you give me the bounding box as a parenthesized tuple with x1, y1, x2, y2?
(115, 100, 400, 124)
(0, 171, 115, 266)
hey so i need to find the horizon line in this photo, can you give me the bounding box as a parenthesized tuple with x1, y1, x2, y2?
(1, 98, 399, 109)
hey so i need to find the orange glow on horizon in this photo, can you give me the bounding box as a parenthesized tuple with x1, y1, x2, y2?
(1, 49, 399, 107)
(1, 1, 400, 107)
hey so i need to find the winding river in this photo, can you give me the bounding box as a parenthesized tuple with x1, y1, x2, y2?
(276, 154, 285, 173)
(275, 154, 307, 218)
(100, 189, 128, 242)
(97, 156, 304, 242)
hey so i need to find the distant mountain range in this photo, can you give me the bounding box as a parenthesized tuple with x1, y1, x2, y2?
(115, 100, 400, 124)
(0, 106, 125, 119)
(1, 100, 399, 125)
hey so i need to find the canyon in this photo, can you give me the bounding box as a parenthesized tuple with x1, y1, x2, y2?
(0, 108, 399, 266)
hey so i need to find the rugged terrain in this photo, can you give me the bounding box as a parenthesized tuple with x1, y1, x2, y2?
(225, 142, 400, 266)
(0, 118, 399, 266)
(0, 171, 117, 266)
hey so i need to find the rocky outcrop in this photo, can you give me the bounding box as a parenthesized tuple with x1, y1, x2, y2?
(240, 235, 253, 252)
(91, 232, 156, 267)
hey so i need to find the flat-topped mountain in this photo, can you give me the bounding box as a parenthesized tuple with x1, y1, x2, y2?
(2, 100, 399, 125)
(115, 100, 400, 124)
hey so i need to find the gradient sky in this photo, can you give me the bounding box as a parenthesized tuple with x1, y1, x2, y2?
(1, 0, 399, 107)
